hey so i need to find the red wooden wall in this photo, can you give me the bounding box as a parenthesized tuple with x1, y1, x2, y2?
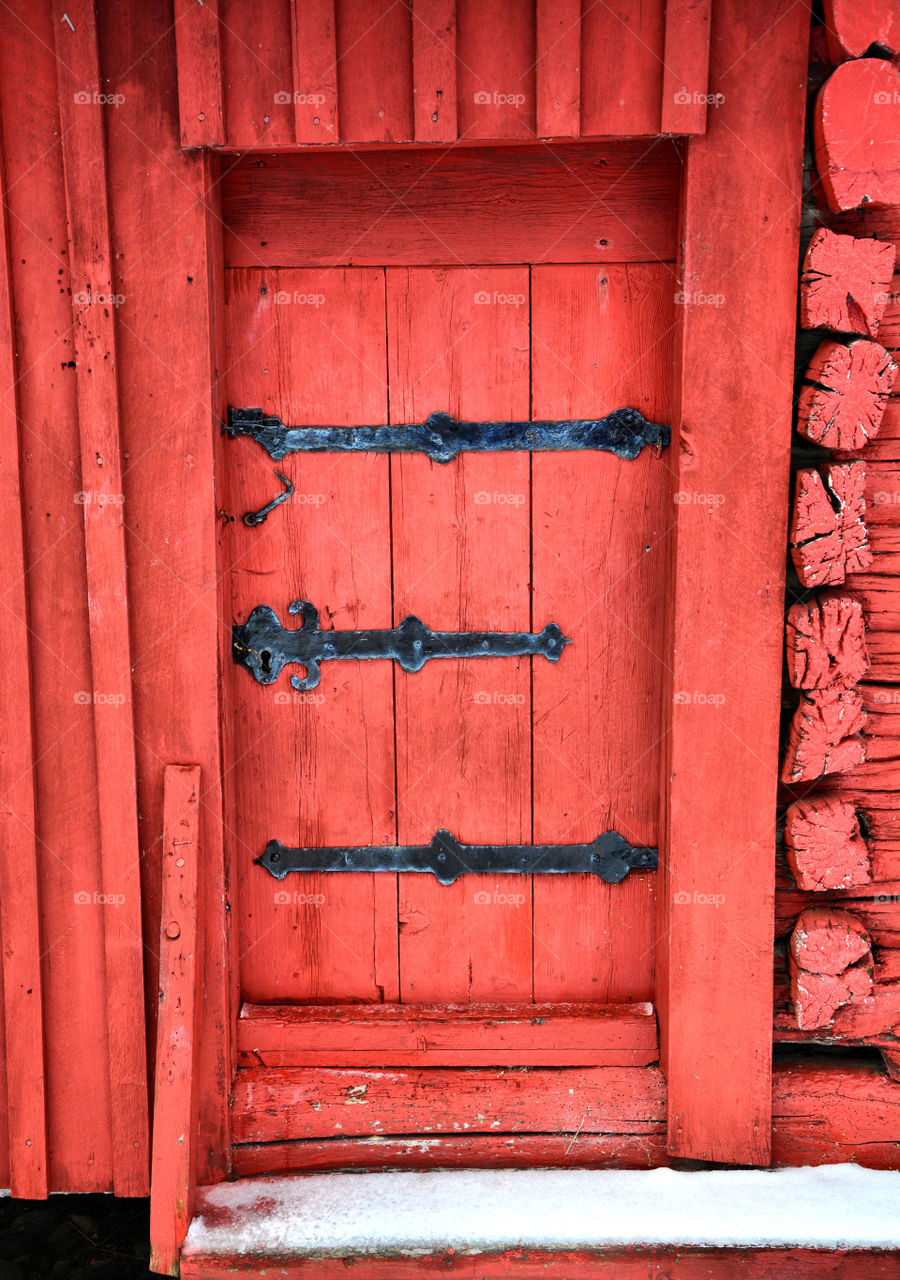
(0, 0, 230, 1195)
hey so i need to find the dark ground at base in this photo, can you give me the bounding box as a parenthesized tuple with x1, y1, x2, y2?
(0, 1197, 153, 1280)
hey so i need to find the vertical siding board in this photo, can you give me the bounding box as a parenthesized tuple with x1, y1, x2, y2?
(335, 0, 414, 142)
(0, 108, 48, 1202)
(219, 0, 295, 147)
(456, 0, 537, 140)
(53, 0, 149, 1197)
(150, 765, 201, 1278)
(174, 0, 225, 147)
(0, 0, 113, 1194)
(581, 0, 666, 137)
(535, 0, 580, 137)
(657, 0, 809, 1164)
(98, 0, 231, 1179)
(660, 0, 712, 135)
(412, 0, 458, 142)
(290, 0, 339, 142)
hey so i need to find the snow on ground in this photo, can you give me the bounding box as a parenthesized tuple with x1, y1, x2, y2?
(183, 1165, 900, 1257)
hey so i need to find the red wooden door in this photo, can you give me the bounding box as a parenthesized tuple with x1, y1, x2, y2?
(221, 146, 674, 1091)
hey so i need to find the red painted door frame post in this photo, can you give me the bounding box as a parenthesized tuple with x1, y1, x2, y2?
(657, 0, 810, 1164)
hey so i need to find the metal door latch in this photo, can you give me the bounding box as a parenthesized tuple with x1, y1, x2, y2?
(233, 601, 570, 691)
(257, 829, 658, 885)
(225, 407, 669, 463)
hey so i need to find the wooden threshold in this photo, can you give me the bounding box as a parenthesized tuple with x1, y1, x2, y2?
(237, 1001, 658, 1067)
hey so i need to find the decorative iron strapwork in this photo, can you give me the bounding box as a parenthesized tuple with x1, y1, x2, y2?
(225, 406, 670, 464)
(233, 600, 570, 691)
(257, 829, 658, 886)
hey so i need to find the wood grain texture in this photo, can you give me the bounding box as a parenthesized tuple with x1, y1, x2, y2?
(174, 0, 224, 147)
(231, 1065, 667, 1143)
(387, 266, 532, 1003)
(99, 2, 232, 1181)
(790, 464, 872, 589)
(150, 766, 201, 1277)
(290, 0, 338, 143)
(815, 59, 900, 212)
(218, 0, 294, 147)
(782, 688, 867, 784)
(412, 0, 457, 142)
(784, 796, 872, 891)
(581, 0, 666, 137)
(54, 0, 149, 1197)
(535, 0, 580, 138)
(785, 596, 868, 690)
(660, 0, 712, 135)
(335, 0, 413, 142)
(800, 228, 895, 337)
(222, 143, 680, 268)
(456, 0, 536, 141)
(530, 264, 674, 1006)
(0, 91, 47, 1201)
(182, 1249, 900, 1279)
(224, 268, 397, 1005)
(237, 1001, 658, 1066)
(231, 1131, 667, 1177)
(0, 0, 113, 1193)
(656, 0, 810, 1165)
(797, 339, 896, 451)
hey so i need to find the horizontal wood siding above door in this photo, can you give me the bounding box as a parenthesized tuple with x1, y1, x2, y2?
(222, 142, 680, 268)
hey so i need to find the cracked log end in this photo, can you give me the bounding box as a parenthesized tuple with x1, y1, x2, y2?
(797, 338, 896, 451)
(781, 686, 867, 783)
(800, 227, 896, 336)
(790, 906, 874, 1030)
(823, 0, 900, 63)
(814, 58, 900, 212)
(784, 795, 872, 891)
(785, 594, 868, 690)
(789, 463, 872, 588)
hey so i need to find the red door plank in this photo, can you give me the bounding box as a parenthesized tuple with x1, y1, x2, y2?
(335, 0, 413, 142)
(174, 0, 225, 147)
(99, 4, 232, 1183)
(386, 266, 532, 1003)
(0, 104, 47, 1201)
(53, 0, 149, 1196)
(0, 0, 114, 1193)
(660, 0, 712, 135)
(237, 1001, 658, 1066)
(531, 264, 675, 1005)
(224, 267, 398, 1004)
(232, 1065, 666, 1143)
(222, 143, 680, 268)
(412, 0, 457, 142)
(657, 0, 809, 1164)
(535, 0, 580, 138)
(150, 766, 201, 1278)
(456, 0, 536, 140)
(290, 0, 339, 143)
(219, 0, 294, 147)
(581, 0, 666, 137)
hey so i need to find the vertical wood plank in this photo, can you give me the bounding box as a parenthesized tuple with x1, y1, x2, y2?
(0, 104, 48, 1202)
(336, 0, 414, 143)
(224, 267, 397, 1005)
(150, 765, 201, 1278)
(0, 0, 112, 1193)
(388, 266, 533, 1003)
(531, 264, 675, 1005)
(174, 0, 225, 147)
(100, 0, 232, 1167)
(535, 0, 580, 138)
(290, 0, 339, 143)
(53, 0, 149, 1197)
(581, 0, 666, 137)
(660, 0, 712, 135)
(456, 0, 536, 140)
(412, 0, 457, 143)
(219, 0, 294, 146)
(657, 0, 810, 1164)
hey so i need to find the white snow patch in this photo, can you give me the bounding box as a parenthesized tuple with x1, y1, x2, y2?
(182, 1165, 900, 1258)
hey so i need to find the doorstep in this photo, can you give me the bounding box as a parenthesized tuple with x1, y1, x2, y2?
(179, 1164, 900, 1278)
